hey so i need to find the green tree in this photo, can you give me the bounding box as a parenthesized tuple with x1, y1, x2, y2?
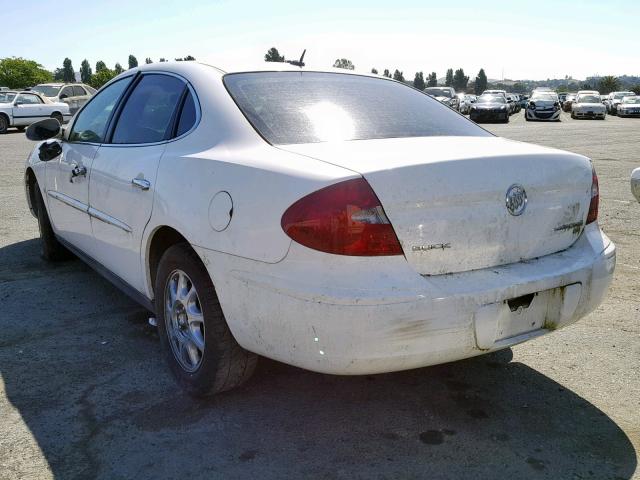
(0, 57, 52, 89)
(128, 55, 138, 69)
(598, 76, 620, 95)
(333, 58, 355, 70)
(371, 68, 378, 74)
(53, 68, 64, 81)
(452, 68, 469, 92)
(474, 68, 488, 95)
(445, 68, 454, 87)
(264, 48, 284, 62)
(383, 69, 391, 78)
(427, 72, 437, 87)
(89, 69, 116, 89)
(630, 84, 640, 95)
(62, 58, 75, 82)
(413, 71, 425, 90)
(80, 59, 92, 84)
(393, 69, 404, 82)
(145, 57, 153, 64)
(95, 60, 107, 72)
(114, 63, 124, 74)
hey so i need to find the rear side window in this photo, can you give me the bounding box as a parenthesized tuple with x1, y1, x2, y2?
(224, 72, 489, 145)
(176, 90, 196, 136)
(112, 74, 185, 144)
(73, 86, 86, 96)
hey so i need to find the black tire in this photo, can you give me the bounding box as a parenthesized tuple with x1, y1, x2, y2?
(571, 112, 576, 119)
(155, 243, 257, 396)
(16, 126, 25, 132)
(0, 114, 8, 134)
(33, 181, 72, 261)
(51, 112, 64, 125)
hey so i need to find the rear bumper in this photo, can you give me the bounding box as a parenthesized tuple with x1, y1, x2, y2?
(195, 224, 615, 375)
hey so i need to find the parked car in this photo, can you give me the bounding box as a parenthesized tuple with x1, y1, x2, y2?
(518, 94, 529, 108)
(558, 93, 567, 103)
(562, 93, 577, 112)
(457, 94, 476, 114)
(424, 86, 459, 110)
(571, 93, 606, 119)
(616, 96, 640, 117)
(469, 94, 510, 122)
(632, 168, 640, 201)
(506, 94, 520, 113)
(0, 86, 9, 91)
(605, 91, 636, 115)
(31, 83, 96, 115)
(525, 91, 561, 121)
(0, 91, 71, 134)
(23, 62, 615, 396)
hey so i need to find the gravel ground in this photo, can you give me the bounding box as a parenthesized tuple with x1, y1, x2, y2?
(0, 111, 638, 480)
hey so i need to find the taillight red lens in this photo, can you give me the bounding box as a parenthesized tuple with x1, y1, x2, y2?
(586, 167, 599, 224)
(281, 178, 403, 256)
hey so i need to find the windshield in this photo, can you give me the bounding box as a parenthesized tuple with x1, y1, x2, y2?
(424, 88, 452, 98)
(566, 94, 576, 101)
(224, 72, 489, 145)
(0, 92, 16, 103)
(476, 95, 506, 104)
(614, 92, 634, 99)
(532, 93, 557, 101)
(622, 97, 640, 104)
(31, 85, 61, 97)
(577, 95, 600, 103)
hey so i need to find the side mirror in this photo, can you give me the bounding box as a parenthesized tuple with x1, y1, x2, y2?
(59, 93, 68, 100)
(14, 101, 22, 106)
(631, 168, 640, 202)
(26, 118, 61, 141)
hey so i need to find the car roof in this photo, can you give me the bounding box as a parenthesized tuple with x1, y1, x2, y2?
(125, 60, 383, 79)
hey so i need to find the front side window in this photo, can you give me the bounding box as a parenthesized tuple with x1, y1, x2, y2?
(60, 87, 74, 99)
(15, 94, 43, 105)
(112, 74, 185, 144)
(68, 77, 131, 143)
(224, 72, 489, 145)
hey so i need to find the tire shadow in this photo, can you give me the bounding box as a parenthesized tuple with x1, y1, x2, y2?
(0, 239, 636, 479)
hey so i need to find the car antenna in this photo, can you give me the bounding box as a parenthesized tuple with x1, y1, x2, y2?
(286, 49, 306, 67)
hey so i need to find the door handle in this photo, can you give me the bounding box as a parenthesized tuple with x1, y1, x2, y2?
(70, 164, 87, 182)
(132, 178, 151, 190)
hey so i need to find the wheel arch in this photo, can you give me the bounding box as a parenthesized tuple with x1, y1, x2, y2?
(145, 225, 193, 300)
(25, 167, 39, 218)
(0, 111, 10, 126)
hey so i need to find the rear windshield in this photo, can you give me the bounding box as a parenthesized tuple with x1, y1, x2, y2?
(477, 95, 505, 104)
(224, 72, 489, 145)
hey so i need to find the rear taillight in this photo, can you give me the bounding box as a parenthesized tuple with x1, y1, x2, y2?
(281, 178, 403, 256)
(586, 166, 599, 224)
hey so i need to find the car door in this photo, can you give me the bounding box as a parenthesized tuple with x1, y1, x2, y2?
(88, 73, 190, 293)
(45, 77, 132, 256)
(73, 85, 91, 113)
(12, 93, 45, 126)
(59, 85, 78, 114)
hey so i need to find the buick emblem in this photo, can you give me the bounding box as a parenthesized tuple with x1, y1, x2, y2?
(505, 184, 527, 216)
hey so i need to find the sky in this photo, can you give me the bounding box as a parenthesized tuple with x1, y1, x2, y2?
(1, 0, 638, 81)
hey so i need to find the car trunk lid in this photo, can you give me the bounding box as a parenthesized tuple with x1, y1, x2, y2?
(280, 136, 593, 275)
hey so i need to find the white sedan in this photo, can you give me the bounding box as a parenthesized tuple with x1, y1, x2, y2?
(571, 93, 607, 119)
(0, 91, 71, 133)
(23, 62, 615, 396)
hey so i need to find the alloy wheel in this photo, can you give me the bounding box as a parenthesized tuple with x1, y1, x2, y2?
(164, 269, 206, 372)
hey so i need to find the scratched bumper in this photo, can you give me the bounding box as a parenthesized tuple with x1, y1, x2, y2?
(194, 223, 615, 375)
